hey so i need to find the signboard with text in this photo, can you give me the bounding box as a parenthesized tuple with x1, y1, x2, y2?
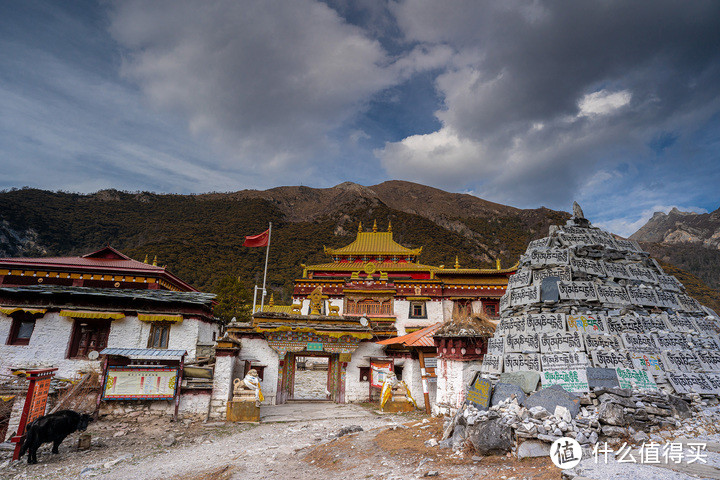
(102, 367, 179, 400)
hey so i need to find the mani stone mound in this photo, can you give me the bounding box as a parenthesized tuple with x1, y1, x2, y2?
(480, 202, 720, 397)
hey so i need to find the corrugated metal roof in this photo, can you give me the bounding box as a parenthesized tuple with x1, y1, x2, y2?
(377, 322, 442, 347)
(324, 232, 422, 256)
(100, 348, 186, 360)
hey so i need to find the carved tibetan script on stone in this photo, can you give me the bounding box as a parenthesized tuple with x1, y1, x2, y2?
(591, 350, 633, 369)
(583, 334, 622, 352)
(480, 354, 503, 374)
(510, 285, 541, 306)
(595, 284, 631, 305)
(529, 249, 569, 267)
(507, 268, 533, 289)
(539, 331, 584, 353)
(525, 313, 566, 334)
(540, 352, 590, 371)
(503, 353, 540, 372)
(505, 333, 539, 353)
(567, 314, 607, 334)
(558, 281, 598, 301)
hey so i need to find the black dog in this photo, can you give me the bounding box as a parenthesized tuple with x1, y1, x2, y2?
(19, 410, 93, 464)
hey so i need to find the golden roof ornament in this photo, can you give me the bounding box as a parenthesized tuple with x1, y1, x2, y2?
(269, 293, 275, 306)
(455, 256, 460, 269)
(143, 254, 148, 264)
(152, 255, 158, 266)
(496, 258, 501, 270)
(387, 221, 392, 233)
(373, 220, 377, 233)
(358, 222, 363, 233)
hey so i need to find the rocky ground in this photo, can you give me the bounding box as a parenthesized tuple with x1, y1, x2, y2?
(0, 403, 559, 480)
(2, 401, 720, 480)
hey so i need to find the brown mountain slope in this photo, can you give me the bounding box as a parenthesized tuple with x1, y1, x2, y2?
(631, 206, 720, 290)
(1, 185, 718, 311)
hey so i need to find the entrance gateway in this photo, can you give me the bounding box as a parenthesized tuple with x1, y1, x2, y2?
(259, 317, 366, 404)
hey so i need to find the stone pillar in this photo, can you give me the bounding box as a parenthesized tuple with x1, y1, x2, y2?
(209, 337, 241, 420)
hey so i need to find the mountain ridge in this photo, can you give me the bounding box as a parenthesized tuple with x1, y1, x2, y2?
(1, 183, 718, 311)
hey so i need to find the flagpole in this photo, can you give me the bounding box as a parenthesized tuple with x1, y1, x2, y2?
(260, 222, 272, 311)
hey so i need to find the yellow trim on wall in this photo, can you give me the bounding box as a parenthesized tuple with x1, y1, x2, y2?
(138, 313, 183, 323)
(0, 307, 47, 315)
(59, 310, 125, 320)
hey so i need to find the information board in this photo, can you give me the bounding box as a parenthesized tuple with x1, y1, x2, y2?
(103, 367, 179, 400)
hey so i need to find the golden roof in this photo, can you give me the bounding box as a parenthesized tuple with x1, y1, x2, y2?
(324, 231, 422, 257)
(306, 261, 435, 272)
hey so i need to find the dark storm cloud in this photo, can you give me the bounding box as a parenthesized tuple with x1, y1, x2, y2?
(380, 0, 720, 221)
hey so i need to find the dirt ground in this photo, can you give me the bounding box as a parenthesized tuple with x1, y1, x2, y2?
(0, 404, 562, 480)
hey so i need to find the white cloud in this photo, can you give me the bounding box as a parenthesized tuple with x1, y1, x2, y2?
(578, 89, 632, 117)
(377, 127, 490, 185)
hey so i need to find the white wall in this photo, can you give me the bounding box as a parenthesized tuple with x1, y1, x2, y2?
(0, 312, 216, 378)
(236, 338, 279, 405)
(434, 358, 482, 414)
(394, 299, 444, 335)
(344, 341, 385, 403)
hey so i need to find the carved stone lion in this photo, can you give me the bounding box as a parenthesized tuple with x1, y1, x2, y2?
(233, 369, 263, 406)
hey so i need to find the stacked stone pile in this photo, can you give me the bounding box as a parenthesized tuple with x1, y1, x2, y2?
(481, 202, 720, 397)
(437, 385, 720, 457)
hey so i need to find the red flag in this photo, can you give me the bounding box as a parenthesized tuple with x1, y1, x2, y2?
(243, 229, 270, 247)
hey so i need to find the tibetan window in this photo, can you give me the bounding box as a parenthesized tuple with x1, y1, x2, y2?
(68, 318, 111, 358)
(147, 322, 171, 349)
(7, 312, 37, 346)
(409, 301, 427, 318)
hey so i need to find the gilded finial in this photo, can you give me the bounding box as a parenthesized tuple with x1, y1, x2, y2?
(358, 222, 363, 233)
(152, 255, 157, 266)
(454, 256, 460, 269)
(269, 293, 275, 306)
(388, 220, 392, 233)
(496, 258, 501, 270)
(143, 254, 148, 264)
(372, 220, 377, 233)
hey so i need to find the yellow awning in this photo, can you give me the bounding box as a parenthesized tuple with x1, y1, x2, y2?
(0, 307, 47, 315)
(138, 313, 183, 323)
(59, 310, 125, 320)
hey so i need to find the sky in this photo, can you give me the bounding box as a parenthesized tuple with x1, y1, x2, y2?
(1, 1, 720, 237)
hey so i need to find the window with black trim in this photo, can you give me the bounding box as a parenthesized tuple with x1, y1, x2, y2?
(7, 312, 36, 345)
(409, 301, 426, 318)
(359, 366, 370, 382)
(147, 322, 171, 349)
(68, 319, 111, 358)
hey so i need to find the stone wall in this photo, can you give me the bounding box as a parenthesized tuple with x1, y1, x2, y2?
(98, 391, 211, 421)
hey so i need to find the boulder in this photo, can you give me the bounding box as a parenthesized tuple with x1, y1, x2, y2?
(491, 383, 527, 406)
(466, 418, 513, 455)
(598, 402, 626, 426)
(451, 425, 466, 450)
(337, 425, 363, 437)
(517, 440, 550, 459)
(601, 425, 627, 437)
(598, 393, 635, 408)
(524, 385, 580, 419)
(667, 395, 692, 420)
(499, 372, 540, 394)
